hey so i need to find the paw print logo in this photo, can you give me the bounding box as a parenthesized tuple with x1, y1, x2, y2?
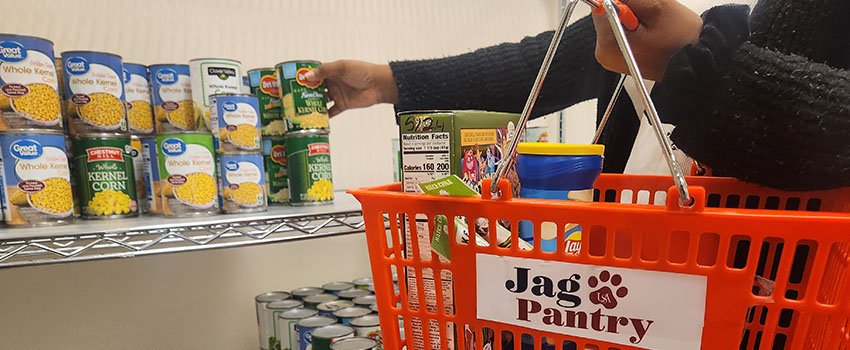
(588, 270, 629, 309)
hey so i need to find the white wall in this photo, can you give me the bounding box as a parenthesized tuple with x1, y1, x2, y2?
(0, 1, 559, 349)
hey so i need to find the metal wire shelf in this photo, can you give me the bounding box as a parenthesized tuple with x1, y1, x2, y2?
(0, 192, 373, 268)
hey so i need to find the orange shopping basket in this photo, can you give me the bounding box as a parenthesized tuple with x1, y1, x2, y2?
(350, 0, 850, 348)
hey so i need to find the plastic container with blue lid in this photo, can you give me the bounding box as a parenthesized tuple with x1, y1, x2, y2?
(516, 143, 604, 253)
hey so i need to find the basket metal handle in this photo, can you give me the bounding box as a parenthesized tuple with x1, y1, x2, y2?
(490, 0, 692, 206)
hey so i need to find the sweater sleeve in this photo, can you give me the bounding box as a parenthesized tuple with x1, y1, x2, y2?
(655, 5, 850, 191)
(389, 16, 606, 118)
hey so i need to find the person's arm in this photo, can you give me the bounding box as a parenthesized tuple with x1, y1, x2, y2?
(389, 16, 604, 117)
(654, 5, 850, 191)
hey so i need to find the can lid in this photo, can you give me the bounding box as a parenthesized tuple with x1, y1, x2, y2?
(0, 33, 54, 45)
(267, 299, 303, 310)
(369, 304, 379, 313)
(332, 306, 371, 318)
(330, 337, 379, 350)
(189, 57, 241, 64)
(292, 286, 324, 297)
(275, 60, 321, 67)
(517, 143, 605, 156)
(295, 315, 337, 329)
(286, 129, 330, 138)
(311, 324, 355, 339)
(60, 50, 122, 59)
(0, 129, 65, 136)
(303, 293, 339, 304)
(352, 295, 376, 306)
(352, 277, 373, 286)
(317, 300, 355, 311)
(255, 291, 292, 303)
(323, 281, 355, 291)
(337, 289, 371, 300)
(279, 307, 318, 320)
(349, 314, 380, 327)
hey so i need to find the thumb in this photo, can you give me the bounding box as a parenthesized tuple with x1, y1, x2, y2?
(304, 61, 345, 84)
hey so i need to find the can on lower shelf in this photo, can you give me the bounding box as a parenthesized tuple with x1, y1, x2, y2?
(216, 152, 267, 213)
(0, 129, 73, 226)
(256, 291, 293, 350)
(189, 58, 243, 132)
(129, 136, 147, 213)
(248, 68, 285, 136)
(329, 337, 380, 350)
(277, 308, 319, 350)
(332, 307, 372, 326)
(295, 315, 337, 350)
(317, 300, 355, 318)
(0, 34, 64, 130)
(139, 135, 160, 214)
(310, 324, 355, 350)
(302, 293, 339, 309)
(275, 60, 329, 132)
(291, 287, 324, 300)
(155, 132, 219, 217)
(123, 63, 154, 134)
(263, 136, 289, 205)
(264, 299, 306, 350)
(337, 289, 371, 301)
(61, 51, 128, 134)
(209, 93, 261, 153)
(349, 315, 381, 347)
(148, 64, 194, 132)
(72, 134, 138, 219)
(351, 295, 376, 308)
(352, 277, 373, 290)
(322, 281, 354, 295)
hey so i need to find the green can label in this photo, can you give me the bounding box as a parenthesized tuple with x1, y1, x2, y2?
(249, 69, 285, 136)
(72, 137, 138, 218)
(156, 133, 218, 216)
(276, 61, 329, 131)
(263, 137, 289, 204)
(285, 134, 333, 204)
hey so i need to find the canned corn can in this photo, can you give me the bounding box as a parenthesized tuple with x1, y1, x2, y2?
(302, 293, 339, 309)
(275, 61, 329, 131)
(317, 300, 355, 318)
(189, 58, 242, 132)
(296, 315, 337, 350)
(148, 64, 193, 132)
(123, 63, 154, 134)
(256, 291, 293, 350)
(349, 315, 381, 348)
(129, 136, 147, 213)
(249, 68, 285, 136)
(61, 51, 128, 134)
(72, 134, 138, 219)
(310, 325, 355, 350)
(263, 136, 289, 204)
(217, 152, 267, 213)
(139, 135, 161, 214)
(329, 337, 379, 350)
(332, 307, 372, 326)
(0, 130, 73, 226)
(286, 130, 333, 205)
(155, 132, 218, 217)
(0, 34, 63, 130)
(209, 93, 261, 152)
(276, 308, 319, 350)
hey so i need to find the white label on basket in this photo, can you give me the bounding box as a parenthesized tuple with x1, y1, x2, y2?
(401, 132, 450, 193)
(476, 254, 707, 349)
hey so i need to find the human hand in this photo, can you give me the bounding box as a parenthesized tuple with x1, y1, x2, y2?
(303, 60, 398, 117)
(592, 0, 703, 81)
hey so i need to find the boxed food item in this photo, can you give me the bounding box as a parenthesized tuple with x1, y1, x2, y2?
(398, 110, 521, 350)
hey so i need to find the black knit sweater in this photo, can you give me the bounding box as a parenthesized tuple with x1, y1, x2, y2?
(390, 1, 850, 191)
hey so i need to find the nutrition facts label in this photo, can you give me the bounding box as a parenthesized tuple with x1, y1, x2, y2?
(401, 132, 450, 193)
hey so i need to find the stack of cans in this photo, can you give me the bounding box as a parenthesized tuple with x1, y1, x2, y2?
(255, 276, 383, 350)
